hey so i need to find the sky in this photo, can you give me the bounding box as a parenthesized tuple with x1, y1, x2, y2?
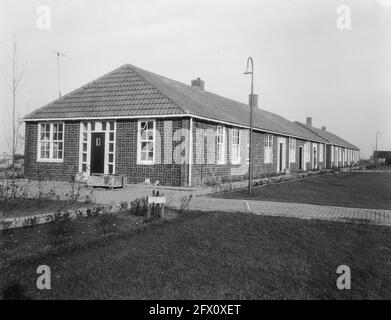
(0, 0, 390, 158)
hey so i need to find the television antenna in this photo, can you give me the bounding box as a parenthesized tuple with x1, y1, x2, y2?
(51, 50, 66, 98)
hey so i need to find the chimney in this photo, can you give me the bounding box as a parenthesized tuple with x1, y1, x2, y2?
(249, 94, 259, 109)
(191, 78, 205, 91)
(306, 117, 312, 126)
(321, 126, 326, 131)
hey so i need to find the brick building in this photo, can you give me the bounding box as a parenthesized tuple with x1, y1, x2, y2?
(23, 64, 359, 186)
(295, 119, 359, 169)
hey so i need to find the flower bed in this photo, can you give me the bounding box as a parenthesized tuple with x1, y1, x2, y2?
(0, 202, 132, 231)
(210, 170, 332, 193)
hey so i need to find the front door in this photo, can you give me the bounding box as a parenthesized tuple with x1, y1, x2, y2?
(91, 133, 105, 174)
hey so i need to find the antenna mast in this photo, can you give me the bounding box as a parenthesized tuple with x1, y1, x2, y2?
(51, 50, 66, 98)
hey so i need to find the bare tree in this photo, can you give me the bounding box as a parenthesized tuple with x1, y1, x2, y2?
(1, 34, 28, 166)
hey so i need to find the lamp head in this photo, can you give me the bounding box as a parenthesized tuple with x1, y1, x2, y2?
(243, 56, 254, 75)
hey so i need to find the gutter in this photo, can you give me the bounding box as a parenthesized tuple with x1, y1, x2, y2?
(23, 113, 328, 145)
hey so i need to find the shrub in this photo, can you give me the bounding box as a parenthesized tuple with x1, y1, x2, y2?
(128, 197, 148, 216)
(22, 216, 39, 227)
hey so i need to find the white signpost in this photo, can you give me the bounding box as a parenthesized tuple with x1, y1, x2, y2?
(147, 195, 166, 220)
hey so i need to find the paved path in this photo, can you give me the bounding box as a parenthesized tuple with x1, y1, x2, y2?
(184, 197, 391, 227)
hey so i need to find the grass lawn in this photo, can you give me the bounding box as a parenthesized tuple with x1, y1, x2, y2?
(1, 209, 390, 299)
(214, 172, 391, 210)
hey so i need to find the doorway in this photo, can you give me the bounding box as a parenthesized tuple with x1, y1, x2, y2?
(90, 133, 105, 174)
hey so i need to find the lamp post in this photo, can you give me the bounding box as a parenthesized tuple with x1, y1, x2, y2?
(375, 131, 381, 166)
(244, 57, 254, 195)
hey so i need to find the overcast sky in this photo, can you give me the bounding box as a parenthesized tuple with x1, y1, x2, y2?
(0, 0, 390, 158)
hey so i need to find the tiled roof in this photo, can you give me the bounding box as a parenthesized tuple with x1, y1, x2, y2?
(24, 64, 326, 142)
(295, 122, 359, 150)
(24, 65, 184, 120)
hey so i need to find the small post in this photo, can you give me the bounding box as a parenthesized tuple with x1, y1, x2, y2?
(160, 204, 165, 219)
(146, 198, 151, 221)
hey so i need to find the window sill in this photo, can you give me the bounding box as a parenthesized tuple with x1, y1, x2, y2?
(37, 159, 64, 163)
(137, 161, 155, 166)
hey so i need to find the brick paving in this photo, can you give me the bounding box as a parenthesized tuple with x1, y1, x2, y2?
(185, 197, 391, 227)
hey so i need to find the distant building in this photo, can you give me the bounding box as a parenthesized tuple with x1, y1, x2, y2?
(373, 151, 391, 165)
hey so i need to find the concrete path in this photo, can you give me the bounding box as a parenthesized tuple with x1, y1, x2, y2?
(184, 197, 391, 227)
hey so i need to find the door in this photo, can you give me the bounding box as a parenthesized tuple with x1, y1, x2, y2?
(279, 143, 283, 172)
(91, 133, 105, 174)
(299, 147, 303, 170)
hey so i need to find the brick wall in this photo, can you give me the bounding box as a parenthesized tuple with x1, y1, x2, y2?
(24, 122, 80, 180)
(24, 117, 333, 186)
(115, 118, 188, 186)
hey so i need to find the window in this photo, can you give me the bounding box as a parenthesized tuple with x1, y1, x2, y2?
(216, 126, 225, 164)
(107, 124, 115, 174)
(319, 143, 323, 162)
(289, 138, 296, 163)
(264, 134, 273, 164)
(38, 123, 64, 162)
(138, 120, 155, 164)
(231, 129, 240, 164)
(331, 146, 334, 162)
(304, 142, 310, 162)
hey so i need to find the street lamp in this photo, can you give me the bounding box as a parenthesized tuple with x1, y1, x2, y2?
(244, 57, 254, 195)
(375, 131, 381, 166)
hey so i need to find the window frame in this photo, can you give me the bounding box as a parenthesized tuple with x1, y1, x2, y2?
(331, 145, 334, 162)
(289, 138, 296, 163)
(216, 126, 226, 165)
(319, 143, 324, 162)
(231, 129, 240, 165)
(37, 122, 65, 163)
(304, 142, 310, 163)
(79, 121, 116, 175)
(137, 119, 156, 165)
(264, 134, 273, 164)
